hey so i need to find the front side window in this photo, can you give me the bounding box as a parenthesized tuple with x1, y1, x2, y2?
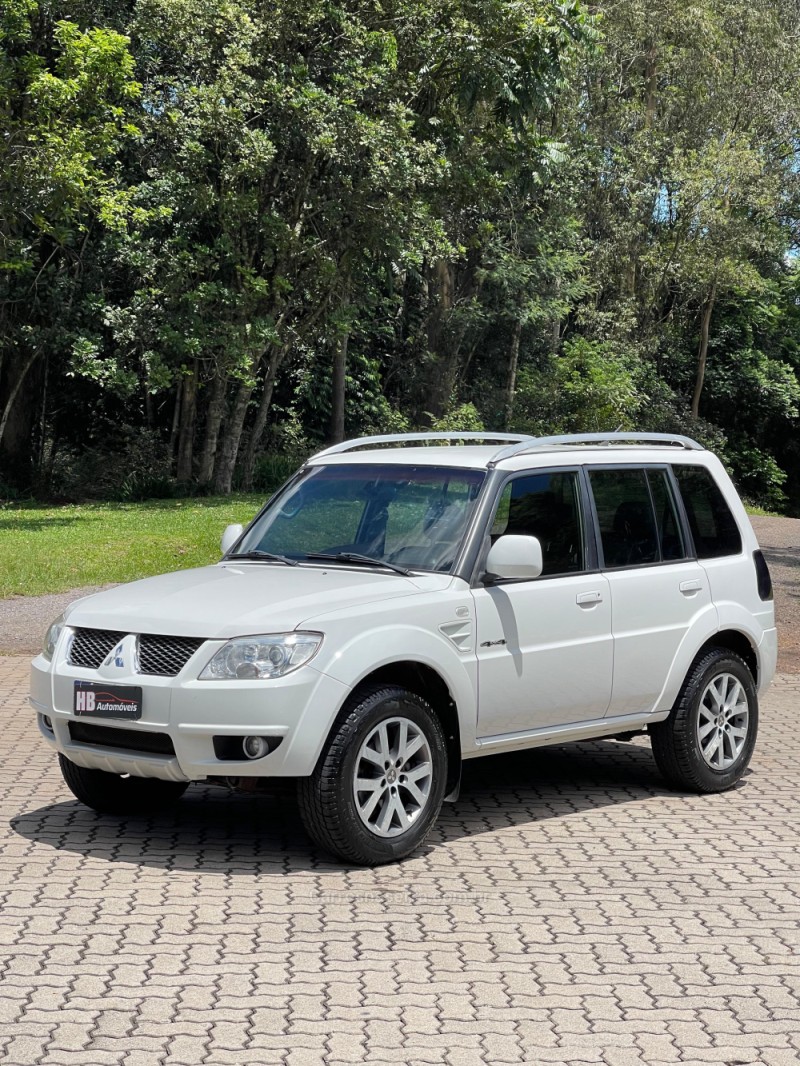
(673, 465, 742, 558)
(490, 471, 585, 576)
(236, 464, 485, 573)
(590, 467, 687, 569)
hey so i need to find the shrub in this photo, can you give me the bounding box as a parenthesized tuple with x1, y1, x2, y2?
(47, 427, 177, 501)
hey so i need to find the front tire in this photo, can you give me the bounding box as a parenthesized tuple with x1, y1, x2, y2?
(59, 755, 189, 814)
(650, 649, 758, 793)
(297, 685, 448, 865)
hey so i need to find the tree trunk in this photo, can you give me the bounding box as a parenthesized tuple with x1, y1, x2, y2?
(241, 347, 283, 491)
(329, 327, 350, 444)
(197, 373, 227, 486)
(691, 281, 717, 419)
(169, 378, 182, 462)
(0, 347, 39, 451)
(424, 259, 456, 420)
(213, 379, 254, 494)
(503, 319, 523, 430)
(644, 43, 658, 127)
(144, 387, 155, 429)
(175, 362, 198, 482)
(37, 351, 49, 474)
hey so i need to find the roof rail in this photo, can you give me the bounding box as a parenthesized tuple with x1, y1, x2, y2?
(490, 432, 704, 464)
(312, 432, 534, 460)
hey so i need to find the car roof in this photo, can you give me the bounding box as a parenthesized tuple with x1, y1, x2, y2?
(309, 446, 501, 470)
(308, 442, 711, 473)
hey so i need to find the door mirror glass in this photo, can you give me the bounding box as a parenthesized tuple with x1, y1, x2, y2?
(484, 535, 543, 582)
(221, 523, 244, 555)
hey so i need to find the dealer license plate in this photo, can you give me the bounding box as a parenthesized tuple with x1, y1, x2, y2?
(73, 681, 142, 721)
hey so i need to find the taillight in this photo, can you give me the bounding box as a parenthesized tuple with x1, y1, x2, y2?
(753, 550, 773, 601)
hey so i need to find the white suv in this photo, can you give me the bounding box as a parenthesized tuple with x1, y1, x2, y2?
(30, 432, 777, 865)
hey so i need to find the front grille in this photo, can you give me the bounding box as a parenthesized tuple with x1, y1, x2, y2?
(138, 635, 205, 676)
(69, 721, 175, 756)
(68, 628, 125, 669)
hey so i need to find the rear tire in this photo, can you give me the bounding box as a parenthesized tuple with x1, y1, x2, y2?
(59, 755, 188, 814)
(650, 648, 757, 793)
(297, 684, 447, 865)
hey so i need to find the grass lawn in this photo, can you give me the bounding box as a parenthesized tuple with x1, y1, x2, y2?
(0, 491, 779, 599)
(0, 495, 265, 598)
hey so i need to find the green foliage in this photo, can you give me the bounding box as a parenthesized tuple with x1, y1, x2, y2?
(2, 0, 800, 517)
(428, 403, 485, 434)
(724, 440, 788, 512)
(246, 453, 305, 495)
(48, 427, 175, 501)
(512, 340, 646, 434)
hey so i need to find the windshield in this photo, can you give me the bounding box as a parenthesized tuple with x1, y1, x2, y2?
(234, 463, 486, 573)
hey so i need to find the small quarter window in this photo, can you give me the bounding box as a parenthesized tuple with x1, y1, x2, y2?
(490, 471, 585, 576)
(673, 466, 742, 558)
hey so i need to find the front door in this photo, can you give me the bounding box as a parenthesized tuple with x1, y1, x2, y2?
(473, 469, 613, 738)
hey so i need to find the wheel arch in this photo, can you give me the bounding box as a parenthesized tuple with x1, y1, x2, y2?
(696, 629, 758, 684)
(348, 661, 462, 800)
(657, 615, 763, 715)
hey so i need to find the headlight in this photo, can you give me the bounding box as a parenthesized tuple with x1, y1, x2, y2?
(42, 613, 66, 661)
(199, 632, 323, 680)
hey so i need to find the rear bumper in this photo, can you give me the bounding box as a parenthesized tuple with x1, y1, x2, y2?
(757, 627, 778, 694)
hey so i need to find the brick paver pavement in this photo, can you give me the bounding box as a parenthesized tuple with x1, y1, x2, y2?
(1, 655, 799, 1066)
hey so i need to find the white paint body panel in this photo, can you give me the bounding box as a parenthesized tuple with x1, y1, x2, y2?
(603, 561, 714, 717)
(30, 440, 777, 782)
(472, 575, 613, 734)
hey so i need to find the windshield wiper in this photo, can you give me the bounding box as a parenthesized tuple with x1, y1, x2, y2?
(305, 551, 411, 576)
(225, 550, 299, 567)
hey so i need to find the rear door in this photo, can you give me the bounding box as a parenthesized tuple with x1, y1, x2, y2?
(587, 465, 713, 717)
(473, 468, 613, 737)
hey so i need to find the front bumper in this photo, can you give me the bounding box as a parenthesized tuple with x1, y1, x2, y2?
(30, 648, 349, 782)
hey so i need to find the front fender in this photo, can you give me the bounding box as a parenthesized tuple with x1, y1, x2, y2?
(318, 624, 478, 751)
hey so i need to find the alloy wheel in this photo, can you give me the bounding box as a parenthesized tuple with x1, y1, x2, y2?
(696, 671, 750, 771)
(353, 716, 434, 837)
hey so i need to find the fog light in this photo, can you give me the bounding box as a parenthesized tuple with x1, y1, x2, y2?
(242, 736, 271, 760)
(41, 714, 53, 733)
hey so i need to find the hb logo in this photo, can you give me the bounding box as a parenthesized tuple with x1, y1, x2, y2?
(75, 690, 96, 713)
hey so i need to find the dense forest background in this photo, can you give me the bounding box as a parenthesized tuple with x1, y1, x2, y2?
(2, 0, 799, 509)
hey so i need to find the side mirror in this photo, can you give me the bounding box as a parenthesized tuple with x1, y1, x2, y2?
(483, 535, 543, 582)
(221, 523, 244, 555)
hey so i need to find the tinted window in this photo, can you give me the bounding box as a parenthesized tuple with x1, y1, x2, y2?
(240, 464, 485, 573)
(590, 469, 659, 568)
(673, 466, 742, 558)
(491, 471, 584, 575)
(647, 469, 687, 561)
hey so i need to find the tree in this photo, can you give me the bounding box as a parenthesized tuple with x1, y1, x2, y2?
(0, 2, 139, 481)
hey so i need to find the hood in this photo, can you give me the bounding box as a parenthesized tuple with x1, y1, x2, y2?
(64, 562, 434, 639)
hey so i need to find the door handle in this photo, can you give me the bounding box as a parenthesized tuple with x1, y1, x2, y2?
(680, 580, 703, 595)
(576, 591, 603, 605)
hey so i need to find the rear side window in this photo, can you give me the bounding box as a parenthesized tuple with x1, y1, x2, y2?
(648, 469, 687, 561)
(589, 468, 687, 569)
(491, 471, 585, 576)
(673, 466, 742, 558)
